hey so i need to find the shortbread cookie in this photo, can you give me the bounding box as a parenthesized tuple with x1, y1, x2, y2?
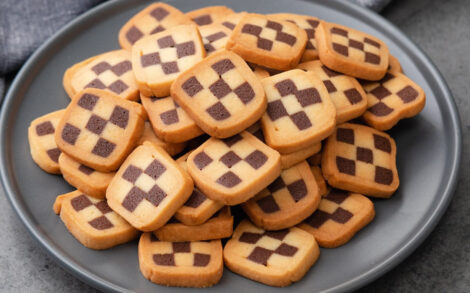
(220, 12, 246, 30)
(139, 233, 223, 287)
(141, 95, 203, 143)
(132, 24, 205, 97)
(53, 190, 139, 250)
(171, 50, 266, 138)
(269, 13, 320, 62)
(187, 131, 281, 205)
(199, 24, 232, 55)
(186, 6, 234, 26)
(226, 13, 308, 70)
(58, 153, 115, 199)
(224, 220, 319, 287)
(307, 152, 322, 166)
(28, 109, 65, 174)
(55, 88, 145, 172)
(361, 72, 425, 130)
(154, 207, 233, 241)
(118, 2, 193, 50)
(63, 50, 139, 101)
(310, 165, 327, 196)
(137, 121, 187, 156)
(261, 69, 336, 153)
(298, 188, 375, 248)
(316, 22, 389, 80)
(388, 54, 403, 73)
(298, 60, 368, 124)
(242, 161, 320, 230)
(322, 123, 399, 197)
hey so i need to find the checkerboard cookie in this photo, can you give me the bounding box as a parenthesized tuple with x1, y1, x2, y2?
(226, 13, 308, 70)
(28, 109, 65, 174)
(298, 188, 375, 247)
(132, 24, 205, 97)
(63, 50, 139, 101)
(186, 6, 235, 27)
(137, 121, 187, 156)
(141, 95, 204, 143)
(139, 233, 223, 287)
(223, 220, 319, 287)
(53, 190, 139, 250)
(361, 72, 425, 130)
(186, 131, 281, 205)
(322, 123, 399, 197)
(106, 142, 193, 231)
(220, 12, 247, 31)
(199, 24, 232, 55)
(171, 50, 266, 138)
(58, 153, 115, 199)
(118, 2, 193, 50)
(261, 69, 336, 154)
(242, 161, 320, 230)
(154, 207, 233, 241)
(298, 60, 368, 124)
(316, 22, 389, 80)
(310, 165, 327, 196)
(388, 54, 403, 73)
(55, 88, 145, 172)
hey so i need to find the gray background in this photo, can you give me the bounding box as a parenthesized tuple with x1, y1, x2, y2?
(0, 0, 468, 292)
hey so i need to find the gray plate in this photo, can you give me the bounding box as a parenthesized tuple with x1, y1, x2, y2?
(0, 0, 461, 292)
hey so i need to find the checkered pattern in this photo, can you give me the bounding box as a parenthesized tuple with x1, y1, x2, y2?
(283, 17, 319, 53)
(70, 194, 114, 230)
(241, 20, 297, 51)
(148, 96, 183, 126)
(34, 120, 61, 163)
(149, 236, 212, 267)
(303, 189, 353, 228)
(319, 65, 364, 105)
(200, 25, 230, 55)
(83, 59, 133, 95)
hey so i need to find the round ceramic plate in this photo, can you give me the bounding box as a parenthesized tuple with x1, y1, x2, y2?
(0, 0, 461, 292)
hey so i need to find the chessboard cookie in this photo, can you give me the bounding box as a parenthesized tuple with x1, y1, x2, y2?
(361, 71, 425, 130)
(199, 23, 232, 55)
(28, 109, 65, 174)
(63, 50, 139, 101)
(118, 2, 193, 50)
(154, 207, 233, 241)
(298, 60, 368, 124)
(220, 12, 247, 31)
(269, 13, 320, 62)
(316, 21, 389, 80)
(186, 6, 235, 26)
(242, 161, 320, 230)
(322, 123, 399, 197)
(55, 88, 145, 172)
(226, 13, 308, 70)
(131, 24, 205, 97)
(137, 121, 187, 156)
(58, 153, 115, 199)
(139, 233, 223, 288)
(106, 142, 193, 231)
(53, 190, 139, 250)
(260, 69, 336, 154)
(186, 131, 281, 205)
(388, 54, 403, 73)
(223, 220, 319, 287)
(298, 188, 375, 248)
(171, 50, 266, 138)
(310, 165, 327, 196)
(141, 95, 204, 143)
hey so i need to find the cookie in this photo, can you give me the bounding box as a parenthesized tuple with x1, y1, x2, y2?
(141, 95, 204, 143)
(388, 54, 403, 73)
(137, 121, 187, 156)
(154, 207, 233, 241)
(226, 13, 308, 70)
(131, 24, 205, 97)
(106, 142, 193, 231)
(58, 153, 115, 199)
(298, 188, 375, 248)
(223, 220, 319, 287)
(307, 152, 322, 166)
(316, 21, 389, 80)
(28, 109, 65, 174)
(53, 190, 139, 250)
(220, 12, 247, 31)
(242, 161, 320, 230)
(118, 2, 193, 50)
(55, 88, 145, 172)
(310, 165, 327, 196)
(63, 50, 139, 101)
(269, 13, 320, 62)
(171, 50, 266, 138)
(186, 6, 235, 26)
(249, 63, 270, 80)
(361, 71, 426, 130)
(298, 60, 368, 124)
(260, 69, 336, 154)
(199, 24, 232, 55)
(139, 233, 223, 288)
(186, 131, 281, 205)
(321, 123, 399, 197)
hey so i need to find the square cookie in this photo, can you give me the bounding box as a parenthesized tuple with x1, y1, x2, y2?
(186, 6, 235, 26)
(220, 12, 247, 31)
(199, 23, 232, 55)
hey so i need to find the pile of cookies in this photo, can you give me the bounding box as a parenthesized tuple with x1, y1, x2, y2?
(28, 3, 426, 288)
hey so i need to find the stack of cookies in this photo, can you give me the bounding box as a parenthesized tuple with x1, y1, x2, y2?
(28, 2, 426, 288)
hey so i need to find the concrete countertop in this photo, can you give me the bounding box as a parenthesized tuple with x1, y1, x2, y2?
(0, 0, 468, 291)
